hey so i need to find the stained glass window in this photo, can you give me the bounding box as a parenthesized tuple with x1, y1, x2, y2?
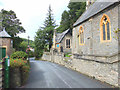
(107, 22, 110, 40)
(79, 26, 84, 45)
(100, 14, 111, 41)
(103, 24, 106, 40)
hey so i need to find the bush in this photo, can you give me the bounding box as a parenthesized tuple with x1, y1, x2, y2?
(65, 53, 72, 57)
(10, 51, 28, 60)
(10, 51, 30, 87)
(27, 50, 34, 57)
(10, 59, 28, 68)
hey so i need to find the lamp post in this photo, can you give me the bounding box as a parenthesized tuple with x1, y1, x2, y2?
(28, 36, 30, 60)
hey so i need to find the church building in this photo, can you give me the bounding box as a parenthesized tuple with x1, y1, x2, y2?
(72, 0, 120, 86)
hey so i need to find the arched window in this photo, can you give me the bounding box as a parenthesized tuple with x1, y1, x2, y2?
(100, 14, 111, 42)
(79, 26, 84, 45)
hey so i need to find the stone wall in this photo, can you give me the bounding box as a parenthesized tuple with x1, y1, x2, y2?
(42, 52, 52, 61)
(42, 52, 119, 87)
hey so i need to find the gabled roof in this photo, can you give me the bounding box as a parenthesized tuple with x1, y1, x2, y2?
(55, 29, 70, 43)
(0, 29, 11, 38)
(73, 0, 120, 27)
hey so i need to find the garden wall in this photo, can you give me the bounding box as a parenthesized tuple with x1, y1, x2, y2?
(42, 52, 119, 87)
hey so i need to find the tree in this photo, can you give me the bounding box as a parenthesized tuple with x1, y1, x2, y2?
(56, 10, 70, 33)
(34, 29, 47, 58)
(0, 13, 2, 31)
(56, 2, 86, 33)
(34, 5, 56, 58)
(1, 9, 25, 37)
(19, 41, 28, 52)
(43, 5, 56, 50)
(12, 36, 23, 51)
(1, 9, 26, 51)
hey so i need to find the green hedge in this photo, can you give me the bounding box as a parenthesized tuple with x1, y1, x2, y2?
(10, 51, 28, 60)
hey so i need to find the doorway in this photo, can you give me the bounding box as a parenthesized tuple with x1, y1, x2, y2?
(0, 47, 6, 59)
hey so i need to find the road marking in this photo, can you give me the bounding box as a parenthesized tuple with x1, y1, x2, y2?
(46, 63, 72, 88)
(51, 68, 72, 88)
(49, 63, 87, 88)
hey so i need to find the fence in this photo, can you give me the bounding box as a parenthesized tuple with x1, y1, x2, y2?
(0, 56, 9, 88)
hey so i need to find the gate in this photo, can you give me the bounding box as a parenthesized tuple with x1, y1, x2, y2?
(0, 47, 9, 88)
(0, 60, 3, 88)
(0, 47, 6, 60)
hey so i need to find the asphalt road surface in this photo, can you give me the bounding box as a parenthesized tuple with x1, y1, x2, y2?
(23, 58, 112, 88)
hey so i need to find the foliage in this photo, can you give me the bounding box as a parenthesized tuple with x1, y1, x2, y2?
(41, 5, 56, 50)
(113, 28, 120, 40)
(10, 51, 28, 60)
(1, 9, 25, 37)
(19, 41, 28, 52)
(10, 58, 28, 68)
(27, 50, 34, 57)
(56, 10, 70, 33)
(12, 37, 34, 52)
(56, 2, 86, 32)
(22, 38, 35, 48)
(34, 29, 46, 58)
(65, 53, 72, 57)
(1, 9, 26, 51)
(0, 13, 2, 30)
(12, 36, 23, 51)
(34, 5, 56, 58)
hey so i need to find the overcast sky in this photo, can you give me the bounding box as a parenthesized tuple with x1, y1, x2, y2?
(0, 0, 70, 40)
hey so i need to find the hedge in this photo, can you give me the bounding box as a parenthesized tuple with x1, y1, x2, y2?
(10, 51, 28, 60)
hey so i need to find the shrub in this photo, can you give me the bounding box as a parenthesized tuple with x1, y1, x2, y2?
(10, 59, 28, 68)
(10, 58, 30, 87)
(10, 51, 28, 60)
(65, 53, 72, 57)
(27, 50, 34, 57)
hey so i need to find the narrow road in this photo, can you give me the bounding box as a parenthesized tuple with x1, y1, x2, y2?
(23, 58, 112, 88)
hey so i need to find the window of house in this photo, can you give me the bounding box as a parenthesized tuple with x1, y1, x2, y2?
(66, 39, 70, 48)
(100, 14, 111, 42)
(79, 26, 84, 45)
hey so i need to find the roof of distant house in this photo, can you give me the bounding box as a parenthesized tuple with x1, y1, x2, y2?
(0, 29, 11, 38)
(55, 29, 70, 43)
(73, 0, 120, 27)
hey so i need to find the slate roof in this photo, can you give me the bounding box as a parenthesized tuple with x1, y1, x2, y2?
(0, 28, 11, 38)
(55, 29, 70, 43)
(73, 0, 120, 27)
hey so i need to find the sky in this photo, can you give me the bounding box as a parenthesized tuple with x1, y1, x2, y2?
(0, 0, 70, 40)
